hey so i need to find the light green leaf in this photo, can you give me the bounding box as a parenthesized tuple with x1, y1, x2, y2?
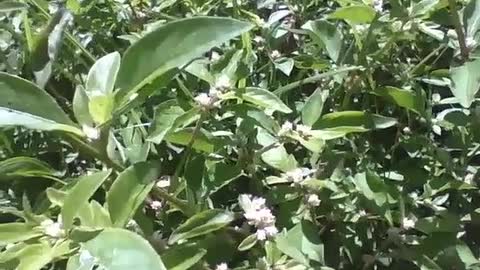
(449, 58, 480, 108)
(328, 5, 376, 24)
(410, 0, 439, 17)
(162, 243, 207, 270)
(0, 223, 41, 245)
(88, 94, 115, 124)
(354, 171, 397, 207)
(302, 20, 342, 61)
(302, 89, 327, 127)
(257, 129, 297, 172)
(241, 87, 292, 113)
(83, 228, 167, 270)
(0, 1, 27, 12)
(184, 59, 215, 84)
(314, 111, 397, 130)
(115, 17, 253, 104)
(0, 72, 83, 135)
(62, 170, 112, 230)
(86, 52, 121, 95)
(276, 220, 325, 265)
(238, 234, 258, 251)
(107, 161, 160, 227)
(464, 0, 480, 38)
(165, 128, 215, 153)
(0, 156, 56, 180)
(274, 58, 295, 76)
(73, 87, 93, 126)
(373, 86, 425, 114)
(168, 209, 234, 244)
(147, 100, 185, 144)
(456, 242, 479, 267)
(16, 243, 53, 270)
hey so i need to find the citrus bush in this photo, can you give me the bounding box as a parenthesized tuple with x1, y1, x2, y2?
(1, 0, 480, 269)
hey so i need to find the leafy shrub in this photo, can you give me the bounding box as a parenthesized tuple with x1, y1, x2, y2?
(1, 0, 480, 269)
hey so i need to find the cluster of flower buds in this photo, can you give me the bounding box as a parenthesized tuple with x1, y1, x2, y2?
(238, 194, 278, 241)
(194, 75, 232, 110)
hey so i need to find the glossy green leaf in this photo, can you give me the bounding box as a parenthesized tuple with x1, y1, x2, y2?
(238, 234, 258, 251)
(107, 161, 160, 227)
(115, 17, 253, 104)
(302, 20, 342, 61)
(168, 209, 234, 244)
(257, 129, 297, 172)
(314, 111, 397, 130)
(0, 72, 83, 135)
(62, 170, 111, 230)
(464, 0, 480, 38)
(88, 94, 115, 124)
(147, 100, 185, 144)
(85, 52, 121, 95)
(328, 5, 376, 24)
(241, 87, 292, 113)
(276, 220, 325, 265)
(83, 228, 167, 270)
(73, 87, 93, 126)
(0, 156, 56, 180)
(373, 86, 425, 114)
(449, 58, 480, 108)
(162, 243, 207, 270)
(0, 1, 27, 12)
(0, 223, 41, 245)
(302, 89, 327, 127)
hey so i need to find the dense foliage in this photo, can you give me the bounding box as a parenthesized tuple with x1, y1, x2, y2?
(1, 0, 480, 269)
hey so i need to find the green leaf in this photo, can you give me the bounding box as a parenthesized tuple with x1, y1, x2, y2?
(314, 111, 397, 130)
(73, 87, 93, 126)
(241, 87, 292, 113)
(449, 58, 480, 108)
(162, 243, 207, 270)
(464, 0, 480, 38)
(328, 5, 376, 24)
(147, 100, 185, 144)
(456, 242, 479, 267)
(88, 94, 115, 124)
(168, 209, 234, 244)
(302, 20, 342, 61)
(0, 73, 83, 135)
(274, 58, 295, 76)
(62, 170, 111, 230)
(0, 1, 27, 12)
(115, 17, 252, 104)
(302, 89, 327, 127)
(0, 223, 41, 245)
(238, 234, 258, 251)
(354, 171, 397, 207)
(257, 129, 297, 172)
(410, 0, 439, 17)
(373, 86, 425, 114)
(276, 220, 325, 265)
(107, 161, 160, 227)
(0, 156, 56, 180)
(83, 228, 167, 270)
(16, 243, 53, 270)
(165, 128, 216, 153)
(85, 52, 121, 95)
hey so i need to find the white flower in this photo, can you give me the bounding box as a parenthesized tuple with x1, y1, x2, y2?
(359, 210, 367, 217)
(214, 75, 231, 91)
(216, 262, 229, 270)
(282, 167, 312, 184)
(307, 194, 320, 207)
(296, 124, 312, 136)
(432, 93, 441, 104)
(403, 217, 416, 229)
(466, 36, 477, 49)
(278, 121, 294, 136)
(150, 200, 162, 211)
(402, 126, 411, 134)
(156, 176, 171, 188)
(129, 92, 139, 101)
(41, 219, 64, 238)
(238, 195, 278, 241)
(270, 50, 281, 59)
(211, 51, 221, 62)
(373, 0, 383, 12)
(82, 125, 100, 140)
(194, 93, 219, 109)
(465, 173, 475, 185)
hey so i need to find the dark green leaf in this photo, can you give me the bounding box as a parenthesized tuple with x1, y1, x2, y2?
(373, 86, 425, 114)
(162, 243, 207, 270)
(302, 20, 342, 61)
(116, 17, 252, 104)
(314, 111, 397, 130)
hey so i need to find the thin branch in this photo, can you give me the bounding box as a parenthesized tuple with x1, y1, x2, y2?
(448, 0, 469, 61)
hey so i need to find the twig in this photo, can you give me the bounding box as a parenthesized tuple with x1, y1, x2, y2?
(273, 66, 363, 96)
(448, 0, 469, 61)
